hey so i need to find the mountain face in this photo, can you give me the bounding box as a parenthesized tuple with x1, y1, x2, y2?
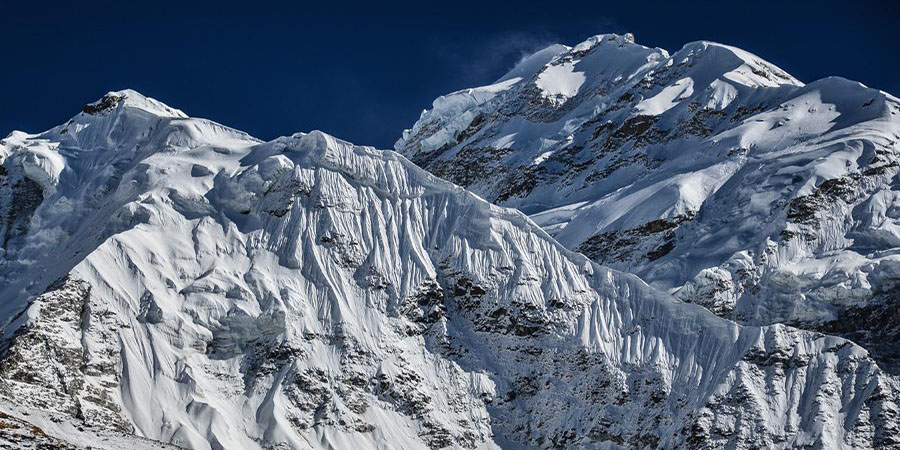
(396, 33, 900, 375)
(0, 89, 897, 449)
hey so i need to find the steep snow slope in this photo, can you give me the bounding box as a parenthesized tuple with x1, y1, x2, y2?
(396, 33, 900, 373)
(0, 90, 898, 449)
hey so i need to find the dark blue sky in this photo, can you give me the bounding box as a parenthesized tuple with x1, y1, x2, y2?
(3, 1, 898, 148)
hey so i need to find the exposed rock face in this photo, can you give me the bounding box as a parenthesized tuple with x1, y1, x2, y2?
(0, 164, 43, 250)
(82, 93, 126, 115)
(818, 291, 900, 374)
(0, 410, 84, 450)
(397, 33, 900, 377)
(0, 90, 898, 449)
(0, 403, 185, 449)
(576, 215, 693, 266)
(0, 277, 130, 432)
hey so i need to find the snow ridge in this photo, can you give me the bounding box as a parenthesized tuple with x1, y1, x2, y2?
(0, 88, 898, 449)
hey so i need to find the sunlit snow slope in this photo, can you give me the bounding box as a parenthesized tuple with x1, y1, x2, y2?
(396, 33, 900, 375)
(0, 90, 898, 449)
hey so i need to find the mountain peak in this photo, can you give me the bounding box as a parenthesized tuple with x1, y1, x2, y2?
(570, 32, 638, 53)
(398, 27, 900, 385)
(81, 89, 187, 119)
(670, 40, 802, 87)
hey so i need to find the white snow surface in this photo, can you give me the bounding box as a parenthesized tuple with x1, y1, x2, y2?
(535, 62, 586, 104)
(0, 89, 898, 449)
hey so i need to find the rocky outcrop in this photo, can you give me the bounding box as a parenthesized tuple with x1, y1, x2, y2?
(0, 277, 131, 432)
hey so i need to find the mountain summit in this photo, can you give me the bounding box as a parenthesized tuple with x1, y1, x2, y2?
(397, 33, 900, 376)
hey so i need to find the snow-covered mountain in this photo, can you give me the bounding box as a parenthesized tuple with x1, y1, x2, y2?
(396, 33, 900, 376)
(0, 90, 897, 449)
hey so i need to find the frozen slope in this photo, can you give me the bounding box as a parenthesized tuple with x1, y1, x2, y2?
(396, 33, 900, 373)
(0, 90, 898, 449)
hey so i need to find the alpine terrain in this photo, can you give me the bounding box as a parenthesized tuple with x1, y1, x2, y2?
(0, 40, 898, 449)
(397, 33, 900, 379)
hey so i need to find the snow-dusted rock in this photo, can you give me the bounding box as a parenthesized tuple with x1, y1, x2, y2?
(0, 401, 183, 450)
